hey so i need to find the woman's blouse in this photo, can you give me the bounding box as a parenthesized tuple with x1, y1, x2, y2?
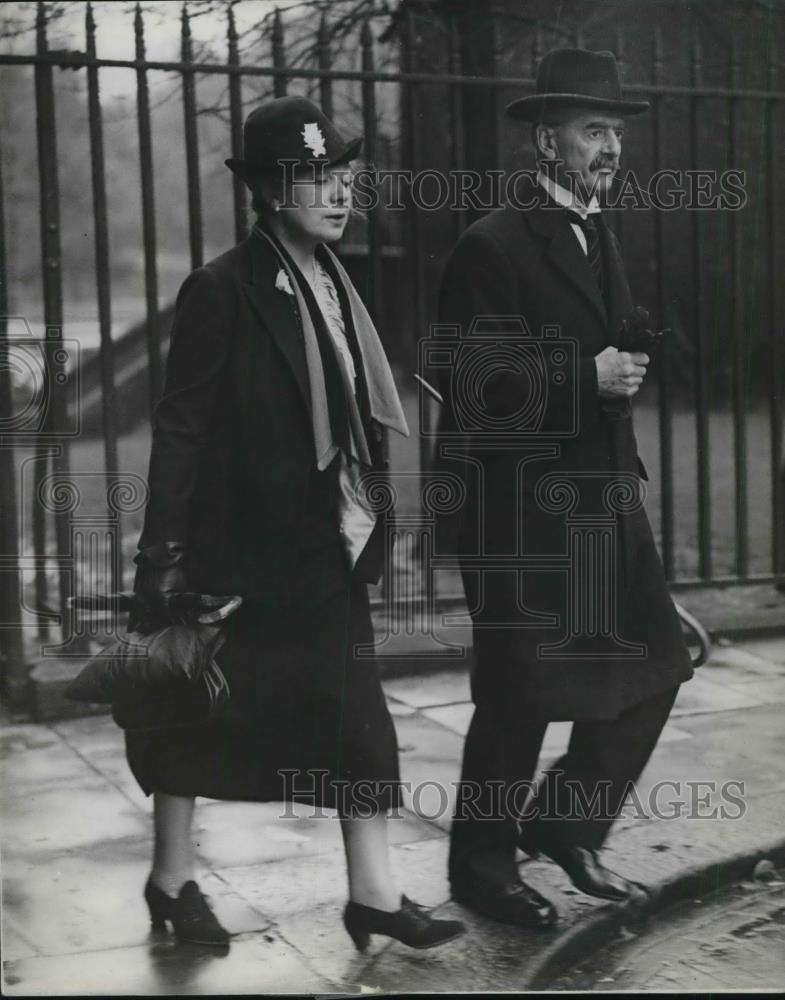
(312, 260, 357, 384)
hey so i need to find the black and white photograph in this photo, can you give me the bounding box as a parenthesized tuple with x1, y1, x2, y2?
(1, 0, 784, 994)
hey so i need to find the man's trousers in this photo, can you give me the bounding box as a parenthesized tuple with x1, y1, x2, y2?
(448, 683, 680, 885)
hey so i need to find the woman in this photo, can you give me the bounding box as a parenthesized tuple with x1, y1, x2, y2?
(126, 96, 464, 953)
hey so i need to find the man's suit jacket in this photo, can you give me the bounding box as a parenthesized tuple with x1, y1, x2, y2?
(137, 231, 388, 607)
(431, 176, 692, 721)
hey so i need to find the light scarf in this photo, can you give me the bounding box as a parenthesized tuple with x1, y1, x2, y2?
(253, 225, 409, 472)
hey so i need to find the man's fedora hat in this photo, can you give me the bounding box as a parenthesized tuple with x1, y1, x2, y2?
(505, 47, 649, 121)
(225, 95, 363, 185)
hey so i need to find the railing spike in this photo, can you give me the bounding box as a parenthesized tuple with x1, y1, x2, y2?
(134, 3, 146, 59)
(271, 5, 286, 97)
(317, 6, 332, 117)
(691, 25, 703, 88)
(767, 35, 777, 89)
(36, 1, 48, 52)
(730, 33, 740, 87)
(533, 21, 543, 65)
(614, 24, 624, 67)
(86, 1, 96, 49)
(181, 1, 192, 61)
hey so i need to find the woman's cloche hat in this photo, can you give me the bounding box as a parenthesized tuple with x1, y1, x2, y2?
(225, 95, 363, 186)
(505, 47, 650, 121)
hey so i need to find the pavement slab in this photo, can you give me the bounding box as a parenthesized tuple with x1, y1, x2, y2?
(736, 636, 785, 665)
(3, 934, 334, 996)
(383, 670, 471, 709)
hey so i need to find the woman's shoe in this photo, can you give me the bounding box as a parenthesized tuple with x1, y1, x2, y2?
(144, 877, 231, 945)
(343, 894, 465, 952)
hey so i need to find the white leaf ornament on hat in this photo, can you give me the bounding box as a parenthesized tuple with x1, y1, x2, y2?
(302, 122, 327, 157)
(275, 268, 294, 296)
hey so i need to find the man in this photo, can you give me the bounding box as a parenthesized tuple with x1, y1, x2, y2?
(431, 49, 694, 928)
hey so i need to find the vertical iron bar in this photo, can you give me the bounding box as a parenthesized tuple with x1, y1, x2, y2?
(227, 3, 246, 244)
(652, 27, 674, 580)
(361, 18, 383, 326)
(86, 4, 121, 595)
(690, 28, 711, 580)
(489, 13, 503, 174)
(0, 126, 27, 700)
(766, 38, 783, 580)
(181, 3, 203, 270)
(404, 9, 427, 471)
(729, 38, 747, 576)
(450, 17, 466, 240)
(533, 19, 544, 67)
(135, 4, 162, 412)
(360, 17, 388, 599)
(32, 5, 51, 641)
(35, 1, 71, 638)
(272, 8, 287, 97)
(318, 10, 333, 119)
(613, 25, 625, 245)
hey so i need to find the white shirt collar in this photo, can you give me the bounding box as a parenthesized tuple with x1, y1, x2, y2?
(536, 170, 601, 218)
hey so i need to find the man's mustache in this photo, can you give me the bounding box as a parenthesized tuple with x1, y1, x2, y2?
(590, 157, 619, 171)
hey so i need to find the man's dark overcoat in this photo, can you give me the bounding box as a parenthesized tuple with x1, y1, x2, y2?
(431, 176, 693, 721)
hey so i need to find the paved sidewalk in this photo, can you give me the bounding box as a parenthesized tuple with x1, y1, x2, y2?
(2, 635, 785, 994)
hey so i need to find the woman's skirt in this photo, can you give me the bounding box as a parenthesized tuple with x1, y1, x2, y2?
(123, 577, 402, 814)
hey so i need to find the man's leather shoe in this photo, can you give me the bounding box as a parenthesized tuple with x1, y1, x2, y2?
(451, 877, 558, 929)
(519, 833, 639, 902)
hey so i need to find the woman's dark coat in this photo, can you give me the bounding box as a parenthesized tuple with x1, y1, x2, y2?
(126, 231, 402, 806)
(430, 176, 693, 721)
(138, 231, 388, 607)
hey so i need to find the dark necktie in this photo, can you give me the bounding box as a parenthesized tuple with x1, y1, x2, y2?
(567, 211, 604, 294)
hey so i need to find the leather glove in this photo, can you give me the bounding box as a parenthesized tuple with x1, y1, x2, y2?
(129, 541, 189, 631)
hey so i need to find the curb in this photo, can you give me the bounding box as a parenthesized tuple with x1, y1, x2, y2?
(522, 837, 785, 990)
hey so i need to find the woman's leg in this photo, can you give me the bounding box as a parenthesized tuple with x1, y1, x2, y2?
(340, 812, 400, 912)
(150, 791, 196, 896)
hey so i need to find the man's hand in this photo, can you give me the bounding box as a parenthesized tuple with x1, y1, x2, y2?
(595, 347, 650, 399)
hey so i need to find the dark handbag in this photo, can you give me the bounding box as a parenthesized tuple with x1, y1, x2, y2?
(65, 592, 242, 730)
